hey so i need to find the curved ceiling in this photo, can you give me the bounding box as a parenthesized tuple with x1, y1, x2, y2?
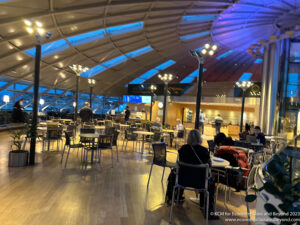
(0, 0, 297, 96)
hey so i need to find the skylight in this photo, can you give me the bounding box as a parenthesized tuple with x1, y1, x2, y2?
(254, 58, 263, 64)
(216, 50, 234, 60)
(24, 22, 144, 58)
(180, 68, 206, 83)
(106, 22, 144, 36)
(238, 72, 252, 81)
(128, 60, 176, 85)
(180, 31, 210, 40)
(182, 15, 217, 22)
(81, 45, 153, 78)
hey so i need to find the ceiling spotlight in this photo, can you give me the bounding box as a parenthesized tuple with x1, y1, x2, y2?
(212, 45, 217, 50)
(201, 49, 207, 54)
(24, 19, 32, 26)
(208, 50, 214, 55)
(35, 21, 43, 27)
(204, 43, 210, 49)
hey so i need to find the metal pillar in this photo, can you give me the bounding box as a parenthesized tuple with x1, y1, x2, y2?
(265, 42, 281, 135)
(195, 61, 204, 130)
(259, 45, 270, 131)
(89, 86, 93, 108)
(240, 90, 246, 133)
(150, 95, 153, 121)
(74, 75, 79, 123)
(29, 44, 41, 165)
(162, 83, 168, 125)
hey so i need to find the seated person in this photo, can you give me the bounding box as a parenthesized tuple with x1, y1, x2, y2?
(239, 123, 251, 140)
(166, 130, 218, 220)
(152, 117, 162, 131)
(214, 132, 234, 147)
(174, 118, 184, 137)
(252, 126, 266, 145)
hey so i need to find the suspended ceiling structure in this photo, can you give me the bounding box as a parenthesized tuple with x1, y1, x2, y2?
(0, 0, 299, 98)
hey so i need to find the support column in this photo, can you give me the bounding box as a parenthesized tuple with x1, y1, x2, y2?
(265, 42, 281, 135)
(259, 45, 270, 131)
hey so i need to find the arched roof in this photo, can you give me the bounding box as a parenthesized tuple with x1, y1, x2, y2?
(0, 0, 298, 96)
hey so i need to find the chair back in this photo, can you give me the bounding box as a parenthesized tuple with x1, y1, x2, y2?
(152, 143, 167, 166)
(152, 131, 162, 142)
(97, 135, 113, 148)
(105, 120, 113, 127)
(112, 130, 119, 146)
(246, 135, 257, 143)
(125, 128, 137, 140)
(177, 130, 184, 138)
(46, 126, 63, 139)
(177, 161, 209, 190)
(80, 128, 95, 134)
(105, 126, 115, 136)
(64, 131, 71, 146)
(207, 140, 215, 153)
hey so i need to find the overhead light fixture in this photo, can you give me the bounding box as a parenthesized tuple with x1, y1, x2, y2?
(39, 99, 45, 105)
(3, 95, 10, 104)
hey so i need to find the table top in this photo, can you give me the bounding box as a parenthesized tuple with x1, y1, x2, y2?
(265, 136, 286, 140)
(80, 133, 101, 138)
(250, 142, 264, 146)
(163, 129, 174, 133)
(120, 124, 130, 127)
(133, 131, 154, 135)
(212, 157, 230, 168)
(94, 126, 105, 129)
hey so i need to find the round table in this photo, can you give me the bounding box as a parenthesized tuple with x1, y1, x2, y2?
(133, 131, 154, 153)
(79, 133, 102, 164)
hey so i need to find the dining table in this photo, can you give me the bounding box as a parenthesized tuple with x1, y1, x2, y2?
(133, 130, 154, 154)
(163, 129, 175, 147)
(79, 132, 101, 164)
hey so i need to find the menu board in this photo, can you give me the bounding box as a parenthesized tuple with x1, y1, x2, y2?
(123, 95, 151, 104)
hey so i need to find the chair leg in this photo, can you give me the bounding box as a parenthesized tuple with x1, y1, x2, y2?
(64, 146, 71, 168)
(111, 148, 114, 168)
(169, 186, 177, 224)
(205, 191, 209, 225)
(161, 166, 166, 182)
(85, 151, 88, 170)
(246, 189, 251, 225)
(147, 164, 154, 189)
(122, 139, 125, 152)
(60, 145, 66, 163)
(116, 145, 119, 162)
(125, 140, 128, 152)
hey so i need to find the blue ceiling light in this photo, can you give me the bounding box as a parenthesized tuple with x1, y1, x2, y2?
(238, 72, 253, 81)
(216, 50, 234, 60)
(102, 55, 128, 68)
(182, 15, 217, 22)
(82, 45, 153, 78)
(128, 59, 176, 85)
(180, 68, 207, 83)
(66, 29, 106, 46)
(24, 22, 144, 58)
(25, 39, 69, 58)
(81, 65, 106, 78)
(254, 58, 263, 64)
(106, 22, 144, 36)
(180, 31, 210, 40)
(125, 46, 153, 58)
(155, 60, 176, 70)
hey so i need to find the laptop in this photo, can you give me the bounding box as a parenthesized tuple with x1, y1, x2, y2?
(246, 135, 257, 143)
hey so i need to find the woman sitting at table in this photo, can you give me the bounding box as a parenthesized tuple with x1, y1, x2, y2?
(166, 129, 218, 220)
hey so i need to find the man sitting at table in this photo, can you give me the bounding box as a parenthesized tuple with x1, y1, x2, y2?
(252, 126, 266, 145)
(152, 117, 162, 131)
(174, 118, 184, 137)
(165, 129, 219, 220)
(79, 102, 93, 123)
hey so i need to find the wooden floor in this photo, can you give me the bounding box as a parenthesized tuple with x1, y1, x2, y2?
(0, 132, 256, 225)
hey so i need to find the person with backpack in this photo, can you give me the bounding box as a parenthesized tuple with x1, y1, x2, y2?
(165, 129, 219, 220)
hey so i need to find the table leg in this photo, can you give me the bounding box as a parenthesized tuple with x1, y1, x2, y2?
(91, 140, 94, 164)
(142, 135, 145, 154)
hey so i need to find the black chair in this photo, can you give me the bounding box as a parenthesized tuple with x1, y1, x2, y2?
(147, 143, 176, 188)
(61, 131, 83, 168)
(169, 161, 210, 225)
(105, 126, 115, 136)
(43, 126, 63, 151)
(80, 128, 95, 146)
(112, 130, 120, 161)
(207, 140, 215, 154)
(122, 128, 138, 152)
(145, 131, 162, 152)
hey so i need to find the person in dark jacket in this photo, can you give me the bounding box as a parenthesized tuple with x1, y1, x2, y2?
(124, 106, 130, 121)
(12, 98, 25, 123)
(252, 126, 266, 145)
(166, 129, 218, 220)
(79, 102, 93, 123)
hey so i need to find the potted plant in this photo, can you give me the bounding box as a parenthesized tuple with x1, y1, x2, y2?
(246, 149, 300, 224)
(8, 128, 28, 167)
